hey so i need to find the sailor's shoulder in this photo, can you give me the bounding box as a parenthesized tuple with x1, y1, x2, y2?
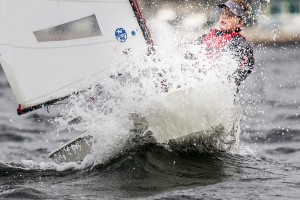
(232, 34, 247, 42)
(229, 34, 252, 49)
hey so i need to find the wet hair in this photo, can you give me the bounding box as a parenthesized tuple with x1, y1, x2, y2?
(229, 0, 250, 32)
(231, 0, 250, 14)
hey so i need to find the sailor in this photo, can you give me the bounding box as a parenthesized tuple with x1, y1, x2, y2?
(187, 0, 255, 86)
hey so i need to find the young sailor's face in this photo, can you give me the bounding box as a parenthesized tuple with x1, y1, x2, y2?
(219, 8, 243, 32)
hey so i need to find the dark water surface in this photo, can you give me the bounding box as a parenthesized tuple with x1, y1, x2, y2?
(1, 45, 300, 199)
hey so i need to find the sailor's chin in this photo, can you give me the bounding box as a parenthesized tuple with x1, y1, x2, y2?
(219, 25, 227, 31)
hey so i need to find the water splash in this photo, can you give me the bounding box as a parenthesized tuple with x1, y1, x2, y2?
(53, 18, 243, 166)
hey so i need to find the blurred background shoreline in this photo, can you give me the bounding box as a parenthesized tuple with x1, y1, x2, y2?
(139, 0, 300, 45)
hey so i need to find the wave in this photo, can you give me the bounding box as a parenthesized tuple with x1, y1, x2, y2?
(0, 143, 239, 197)
(0, 123, 46, 138)
(0, 132, 31, 142)
(241, 128, 300, 143)
(265, 147, 300, 155)
(0, 141, 294, 199)
(0, 186, 47, 199)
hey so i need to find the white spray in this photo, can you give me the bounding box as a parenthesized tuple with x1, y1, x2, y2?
(53, 15, 243, 166)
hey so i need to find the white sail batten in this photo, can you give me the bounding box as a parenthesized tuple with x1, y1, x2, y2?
(0, 0, 151, 114)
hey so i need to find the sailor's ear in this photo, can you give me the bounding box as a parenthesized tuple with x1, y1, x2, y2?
(237, 18, 244, 27)
(240, 19, 244, 26)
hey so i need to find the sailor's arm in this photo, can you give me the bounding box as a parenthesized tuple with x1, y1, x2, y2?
(184, 34, 207, 60)
(228, 36, 255, 86)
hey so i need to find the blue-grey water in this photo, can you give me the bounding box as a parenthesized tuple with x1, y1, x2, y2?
(1, 44, 300, 199)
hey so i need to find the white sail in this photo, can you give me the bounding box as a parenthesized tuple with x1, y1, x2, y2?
(0, 0, 152, 114)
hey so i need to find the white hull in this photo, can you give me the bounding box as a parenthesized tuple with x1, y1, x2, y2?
(49, 86, 237, 163)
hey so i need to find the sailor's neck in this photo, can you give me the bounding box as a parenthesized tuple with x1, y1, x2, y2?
(215, 29, 239, 35)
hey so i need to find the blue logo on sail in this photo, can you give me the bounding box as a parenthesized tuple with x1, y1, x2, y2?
(115, 28, 127, 43)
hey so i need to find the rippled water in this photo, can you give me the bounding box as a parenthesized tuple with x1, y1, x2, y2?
(1, 44, 300, 199)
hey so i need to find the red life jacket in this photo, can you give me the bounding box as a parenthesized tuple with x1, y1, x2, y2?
(201, 29, 247, 67)
(203, 29, 245, 49)
(201, 29, 251, 86)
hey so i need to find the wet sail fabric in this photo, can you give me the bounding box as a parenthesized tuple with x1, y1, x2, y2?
(0, 0, 152, 114)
